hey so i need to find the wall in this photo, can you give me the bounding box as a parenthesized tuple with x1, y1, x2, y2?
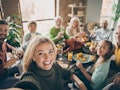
(86, 0, 102, 24)
(1, 0, 21, 19)
(59, 0, 87, 27)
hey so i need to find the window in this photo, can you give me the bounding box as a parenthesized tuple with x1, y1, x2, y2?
(19, 0, 56, 35)
(100, 0, 118, 28)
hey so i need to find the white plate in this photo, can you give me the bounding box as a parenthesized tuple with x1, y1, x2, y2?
(72, 53, 92, 63)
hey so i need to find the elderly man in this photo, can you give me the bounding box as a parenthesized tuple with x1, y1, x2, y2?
(49, 16, 69, 44)
(0, 20, 23, 89)
(91, 20, 113, 42)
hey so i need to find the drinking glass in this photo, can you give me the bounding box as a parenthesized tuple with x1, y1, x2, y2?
(68, 52, 73, 61)
(57, 44, 64, 61)
(58, 46, 63, 60)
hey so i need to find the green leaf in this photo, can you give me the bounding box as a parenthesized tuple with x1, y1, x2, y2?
(6, 15, 22, 47)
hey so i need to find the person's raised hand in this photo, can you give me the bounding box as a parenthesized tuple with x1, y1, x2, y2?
(57, 31, 64, 39)
(76, 61, 84, 70)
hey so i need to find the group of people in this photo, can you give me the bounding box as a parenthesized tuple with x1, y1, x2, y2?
(0, 14, 120, 90)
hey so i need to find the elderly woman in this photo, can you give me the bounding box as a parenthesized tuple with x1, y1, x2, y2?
(49, 16, 69, 44)
(66, 16, 84, 37)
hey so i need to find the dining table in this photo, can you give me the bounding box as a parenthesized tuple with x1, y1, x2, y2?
(56, 48, 95, 71)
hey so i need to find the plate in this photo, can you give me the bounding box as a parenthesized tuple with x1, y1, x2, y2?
(57, 61, 69, 69)
(72, 53, 95, 63)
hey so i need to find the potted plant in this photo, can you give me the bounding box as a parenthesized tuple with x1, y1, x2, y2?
(6, 15, 23, 47)
(112, 2, 120, 29)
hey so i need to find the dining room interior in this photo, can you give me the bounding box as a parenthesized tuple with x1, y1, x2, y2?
(0, 0, 120, 90)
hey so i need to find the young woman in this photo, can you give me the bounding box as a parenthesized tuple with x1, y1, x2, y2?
(76, 40, 115, 90)
(13, 36, 87, 90)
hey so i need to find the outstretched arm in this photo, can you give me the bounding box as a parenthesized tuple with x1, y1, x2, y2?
(71, 74, 87, 90)
(76, 61, 92, 82)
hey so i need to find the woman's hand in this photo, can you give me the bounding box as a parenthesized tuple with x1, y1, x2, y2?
(76, 61, 84, 70)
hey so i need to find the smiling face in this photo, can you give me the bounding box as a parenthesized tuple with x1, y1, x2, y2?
(28, 24, 37, 33)
(55, 18, 62, 27)
(115, 26, 120, 44)
(72, 20, 79, 28)
(96, 41, 110, 56)
(33, 42, 55, 70)
(101, 20, 108, 29)
(0, 24, 9, 44)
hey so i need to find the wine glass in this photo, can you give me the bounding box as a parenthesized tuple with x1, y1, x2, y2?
(57, 44, 64, 61)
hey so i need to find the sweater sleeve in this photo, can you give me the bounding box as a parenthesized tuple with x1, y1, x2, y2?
(49, 27, 60, 44)
(13, 72, 41, 90)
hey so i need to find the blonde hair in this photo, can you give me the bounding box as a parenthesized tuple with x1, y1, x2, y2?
(23, 36, 57, 72)
(69, 16, 80, 28)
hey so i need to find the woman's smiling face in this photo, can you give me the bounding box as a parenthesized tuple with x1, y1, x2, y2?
(33, 42, 55, 70)
(96, 41, 110, 56)
(72, 20, 79, 28)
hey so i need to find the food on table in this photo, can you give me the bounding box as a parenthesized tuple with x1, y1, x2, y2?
(89, 55, 95, 61)
(85, 42, 92, 46)
(76, 52, 87, 62)
(68, 52, 73, 61)
(76, 52, 83, 58)
(91, 41, 98, 47)
(56, 44, 63, 48)
(81, 37, 89, 42)
(76, 56, 87, 62)
(83, 37, 89, 42)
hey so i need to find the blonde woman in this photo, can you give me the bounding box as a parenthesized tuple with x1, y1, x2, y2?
(13, 36, 87, 90)
(66, 16, 84, 37)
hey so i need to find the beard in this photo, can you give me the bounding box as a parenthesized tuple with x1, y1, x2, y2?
(55, 24, 61, 29)
(0, 34, 6, 43)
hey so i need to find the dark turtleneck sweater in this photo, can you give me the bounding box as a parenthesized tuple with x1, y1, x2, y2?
(13, 61, 72, 90)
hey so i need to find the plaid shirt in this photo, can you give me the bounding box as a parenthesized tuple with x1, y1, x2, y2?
(0, 42, 13, 74)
